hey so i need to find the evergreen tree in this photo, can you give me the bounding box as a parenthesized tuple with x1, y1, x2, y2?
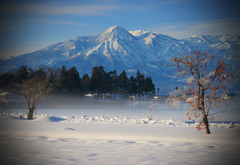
(33, 68, 47, 79)
(0, 72, 15, 89)
(68, 67, 81, 94)
(136, 70, 145, 105)
(119, 70, 128, 97)
(127, 75, 138, 107)
(128, 76, 138, 96)
(47, 67, 61, 89)
(102, 72, 113, 96)
(98, 65, 105, 76)
(136, 70, 145, 96)
(15, 65, 28, 84)
(90, 65, 105, 94)
(109, 70, 118, 98)
(98, 66, 105, 94)
(58, 65, 68, 92)
(81, 74, 90, 94)
(90, 66, 98, 93)
(27, 68, 34, 79)
(144, 76, 155, 96)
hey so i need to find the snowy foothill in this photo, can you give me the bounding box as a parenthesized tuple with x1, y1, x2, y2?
(0, 99, 240, 165)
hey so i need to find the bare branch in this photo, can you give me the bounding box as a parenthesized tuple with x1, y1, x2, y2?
(14, 77, 55, 119)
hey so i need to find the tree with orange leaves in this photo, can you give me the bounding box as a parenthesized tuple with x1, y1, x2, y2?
(168, 51, 233, 134)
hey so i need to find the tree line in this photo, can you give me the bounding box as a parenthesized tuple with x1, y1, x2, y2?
(0, 65, 155, 98)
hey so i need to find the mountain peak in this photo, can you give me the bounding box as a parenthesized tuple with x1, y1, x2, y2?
(95, 26, 135, 43)
(106, 26, 125, 32)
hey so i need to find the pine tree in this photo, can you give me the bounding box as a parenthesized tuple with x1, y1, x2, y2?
(109, 70, 119, 98)
(136, 70, 145, 95)
(119, 70, 128, 97)
(15, 65, 28, 84)
(136, 70, 145, 105)
(128, 76, 138, 96)
(0, 72, 15, 89)
(68, 67, 81, 94)
(144, 76, 155, 96)
(47, 67, 61, 89)
(90, 66, 98, 93)
(58, 65, 68, 92)
(128, 76, 137, 107)
(33, 67, 47, 79)
(81, 74, 90, 94)
(102, 72, 113, 100)
(90, 65, 105, 94)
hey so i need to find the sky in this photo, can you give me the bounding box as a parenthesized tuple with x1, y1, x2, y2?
(0, 0, 240, 58)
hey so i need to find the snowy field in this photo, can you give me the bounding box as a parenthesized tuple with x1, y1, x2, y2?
(0, 99, 240, 165)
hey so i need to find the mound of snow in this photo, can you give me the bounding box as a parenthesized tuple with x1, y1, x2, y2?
(1, 112, 239, 129)
(34, 116, 66, 122)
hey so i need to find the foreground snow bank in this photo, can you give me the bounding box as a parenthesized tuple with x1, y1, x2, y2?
(0, 109, 240, 165)
(1, 112, 239, 129)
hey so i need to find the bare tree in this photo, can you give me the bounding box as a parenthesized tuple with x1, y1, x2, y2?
(16, 77, 55, 120)
(168, 51, 233, 134)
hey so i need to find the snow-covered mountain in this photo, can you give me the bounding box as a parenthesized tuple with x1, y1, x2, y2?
(1, 26, 239, 93)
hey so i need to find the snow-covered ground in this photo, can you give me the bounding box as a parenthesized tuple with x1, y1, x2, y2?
(0, 99, 240, 165)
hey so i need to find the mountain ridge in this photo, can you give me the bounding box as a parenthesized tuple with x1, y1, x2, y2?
(1, 26, 239, 93)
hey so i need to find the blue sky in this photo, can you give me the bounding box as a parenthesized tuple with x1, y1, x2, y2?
(0, 0, 240, 58)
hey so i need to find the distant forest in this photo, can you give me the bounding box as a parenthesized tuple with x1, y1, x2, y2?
(0, 65, 156, 99)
